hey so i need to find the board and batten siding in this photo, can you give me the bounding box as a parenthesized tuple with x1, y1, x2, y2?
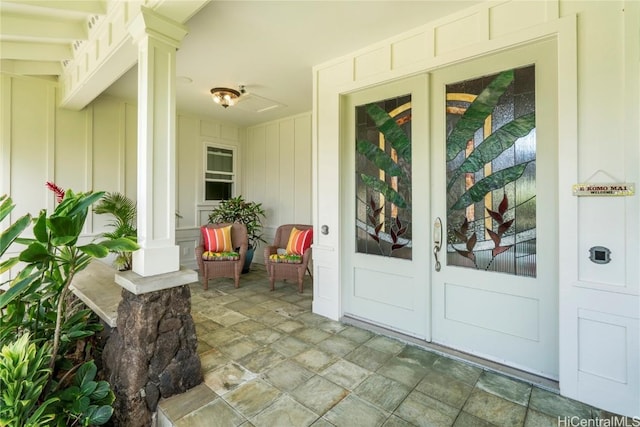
(244, 113, 313, 265)
(312, 0, 638, 417)
(0, 73, 244, 273)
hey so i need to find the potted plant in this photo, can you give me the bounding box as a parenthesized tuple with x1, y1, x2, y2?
(207, 195, 266, 273)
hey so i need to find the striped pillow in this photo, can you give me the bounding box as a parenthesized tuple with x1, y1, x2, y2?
(286, 227, 313, 255)
(201, 225, 233, 253)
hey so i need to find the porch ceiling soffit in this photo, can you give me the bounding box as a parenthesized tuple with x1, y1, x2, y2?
(0, 0, 209, 110)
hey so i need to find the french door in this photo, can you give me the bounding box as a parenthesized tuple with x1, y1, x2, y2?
(341, 38, 559, 378)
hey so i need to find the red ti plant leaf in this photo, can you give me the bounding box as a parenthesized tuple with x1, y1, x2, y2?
(455, 248, 476, 261)
(374, 223, 384, 235)
(460, 218, 469, 235)
(498, 194, 509, 216)
(498, 219, 514, 236)
(397, 227, 407, 236)
(368, 215, 378, 226)
(369, 197, 377, 212)
(486, 208, 504, 224)
(466, 232, 477, 251)
(454, 230, 468, 242)
(487, 228, 501, 246)
(374, 206, 384, 216)
(369, 233, 380, 243)
(391, 228, 398, 243)
(392, 243, 407, 251)
(492, 245, 512, 257)
(395, 216, 402, 230)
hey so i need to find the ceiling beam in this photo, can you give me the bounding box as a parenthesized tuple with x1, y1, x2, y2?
(0, 13, 87, 41)
(0, 59, 62, 75)
(3, 0, 106, 16)
(0, 41, 72, 61)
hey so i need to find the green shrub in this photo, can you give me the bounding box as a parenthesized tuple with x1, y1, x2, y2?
(0, 190, 138, 426)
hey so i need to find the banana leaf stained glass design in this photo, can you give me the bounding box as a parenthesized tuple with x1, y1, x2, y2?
(446, 65, 537, 277)
(355, 95, 412, 260)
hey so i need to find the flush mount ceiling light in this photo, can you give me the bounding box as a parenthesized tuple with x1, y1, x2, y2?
(210, 86, 245, 108)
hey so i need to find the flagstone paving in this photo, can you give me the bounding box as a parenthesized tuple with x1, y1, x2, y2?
(157, 268, 632, 427)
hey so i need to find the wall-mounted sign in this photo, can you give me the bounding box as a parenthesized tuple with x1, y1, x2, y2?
(572, 183, 635, 197)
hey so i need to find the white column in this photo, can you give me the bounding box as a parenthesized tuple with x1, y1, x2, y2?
(128, 7, 187, 277)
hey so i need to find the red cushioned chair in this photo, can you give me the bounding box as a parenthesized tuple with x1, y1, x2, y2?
(195, 223, 248, 290)
(263, 224, 313, 293)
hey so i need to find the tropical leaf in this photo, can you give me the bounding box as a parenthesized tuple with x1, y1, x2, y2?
(498, 219, 514, 235)
(98, 237, 139, 252)
(0, 194, 14, 221)
(498, 194, 509, 215)
(391, 243, 406, 251)
(369, 233, 380, 243)
(449, 162, 531, 212)
(460, 218, 469, 234)
(0, 257, 19, 274)
(19, 242, 50, 263)
(487, 228, 501, 246)
(446, 113, 535, 190)
(356, 141, 407, 180)
(360, 175, 408, 208)
(466, 232, 477, 251)
(0, 213, 30, 257)
(486, 209, 503, 224)
(492, 245, 512, 257)
(446, 70, 515, 161)
(365, 103, 411, 162)
(454, 230, 467, 242)
(374, 223, 383, 235)
(0, 268, 41, 309)
(78, 244, 109, 258)
(32, 210, 48, 243)
(454, 248, 476, 261)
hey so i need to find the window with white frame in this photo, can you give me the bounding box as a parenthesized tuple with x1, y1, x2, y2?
(204, 144, 235, 201)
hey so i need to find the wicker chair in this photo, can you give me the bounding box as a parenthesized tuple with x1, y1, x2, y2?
(195, 223, 248, 290)
(263, 224, 313, 293)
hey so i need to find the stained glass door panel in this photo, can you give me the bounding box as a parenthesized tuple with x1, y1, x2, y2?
(445, 65, 537, 277)
(355, 95, 412, 260)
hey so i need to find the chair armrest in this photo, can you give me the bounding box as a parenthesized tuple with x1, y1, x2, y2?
(263, 245, 278, 260)
(195, 245, 205, 271)
(301, 247, 312, 265)
(238, 243, 248, 257)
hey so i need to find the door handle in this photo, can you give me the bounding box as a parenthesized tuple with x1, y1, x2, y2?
(433, 217, 442, 272)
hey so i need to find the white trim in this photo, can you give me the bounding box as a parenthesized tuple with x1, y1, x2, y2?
(201, 140, 238, 203)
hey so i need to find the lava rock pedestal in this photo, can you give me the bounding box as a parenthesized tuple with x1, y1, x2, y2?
(103, 268, 202, 427)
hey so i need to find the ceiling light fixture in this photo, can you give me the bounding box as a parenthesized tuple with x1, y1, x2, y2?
(210, 86, 244, 108)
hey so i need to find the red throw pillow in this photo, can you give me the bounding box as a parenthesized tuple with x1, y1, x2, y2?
(201, 225, 233, 252)
(286, 227, 313, 255)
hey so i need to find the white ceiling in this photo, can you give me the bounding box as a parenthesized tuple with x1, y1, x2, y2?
(1, 0, 481, 127)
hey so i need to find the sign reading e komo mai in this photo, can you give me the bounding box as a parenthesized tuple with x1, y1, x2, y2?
(572, 183, 635, 197)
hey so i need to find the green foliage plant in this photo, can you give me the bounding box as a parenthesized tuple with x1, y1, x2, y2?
(0, 190, 138, 426)
(93, 192, 137, 270)
(207, 195, 266, 249)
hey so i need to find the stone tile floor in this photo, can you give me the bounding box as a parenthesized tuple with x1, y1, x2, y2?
(158, 268, 632, 427)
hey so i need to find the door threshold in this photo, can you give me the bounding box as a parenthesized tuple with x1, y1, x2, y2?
(341, 315, 560, 394)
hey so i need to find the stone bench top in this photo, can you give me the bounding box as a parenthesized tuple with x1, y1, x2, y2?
(71, 261, 199, 328)
(71, 261, 122, 327)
